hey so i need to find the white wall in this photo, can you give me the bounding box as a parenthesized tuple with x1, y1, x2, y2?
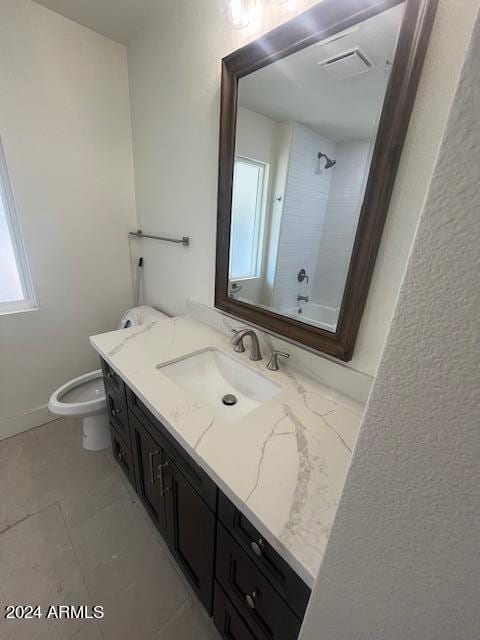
(300, 10, 480, 638)
(313, 139, 372, 310)
(272, 123, 335, 311)
(236, 106, 278, 166)
(232, 106, 280, 305)
(0, 0, 136, 436)
(127, 0, 478, 377)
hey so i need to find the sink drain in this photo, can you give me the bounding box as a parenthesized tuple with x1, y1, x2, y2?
(222, 394, 237, 406)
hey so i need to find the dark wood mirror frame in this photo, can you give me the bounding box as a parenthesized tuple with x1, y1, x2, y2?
(215, 0, 437, 361)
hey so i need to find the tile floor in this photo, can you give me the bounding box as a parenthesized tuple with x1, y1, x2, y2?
(0, 418, 220, 640)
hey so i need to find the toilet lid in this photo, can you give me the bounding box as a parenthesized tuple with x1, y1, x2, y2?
(59, 377, 105, 404)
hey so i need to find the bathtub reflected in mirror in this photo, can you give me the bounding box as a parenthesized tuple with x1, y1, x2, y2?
(227, 4, 404, 334)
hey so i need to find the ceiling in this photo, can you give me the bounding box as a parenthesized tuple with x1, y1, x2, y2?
(33, 0, 161, 44)
(239, 4, 404, 142)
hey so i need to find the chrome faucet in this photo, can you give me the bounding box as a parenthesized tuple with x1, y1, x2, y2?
(297, 294, 309, 303)
(231, 329, 262, 361)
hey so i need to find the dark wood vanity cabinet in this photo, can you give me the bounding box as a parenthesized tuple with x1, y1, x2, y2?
(130, 412, 168, 538)
(216, 524, 302, 640)
(128, 407, 216, 612)
(163, 456, 216, 612)
(100, 359, 310, 639)
(105, 383, 130, 446)
(109, 424, 135, 488)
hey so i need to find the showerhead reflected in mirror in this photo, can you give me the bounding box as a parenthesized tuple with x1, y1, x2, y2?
(227, 4, 404, 333)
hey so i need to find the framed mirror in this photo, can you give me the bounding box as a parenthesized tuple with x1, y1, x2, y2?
(215, 0, 437, 361)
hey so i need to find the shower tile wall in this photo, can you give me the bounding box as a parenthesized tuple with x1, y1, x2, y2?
(312, 139, 372, 310)
(272, 123, 335, 311)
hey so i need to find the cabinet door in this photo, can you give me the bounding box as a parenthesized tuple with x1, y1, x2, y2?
(130, 412, 168, 539)
(163, 458, 216, 614)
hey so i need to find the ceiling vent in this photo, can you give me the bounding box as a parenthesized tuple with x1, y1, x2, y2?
(319, 48, 373, 80)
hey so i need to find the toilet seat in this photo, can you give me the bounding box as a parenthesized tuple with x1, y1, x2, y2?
(48, 370, 105, 417)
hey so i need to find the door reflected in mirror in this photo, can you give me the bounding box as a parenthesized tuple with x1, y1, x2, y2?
(228, 4, 404, 333)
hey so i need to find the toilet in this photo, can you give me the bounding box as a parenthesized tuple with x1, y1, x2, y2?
(48, 306, 168, 451)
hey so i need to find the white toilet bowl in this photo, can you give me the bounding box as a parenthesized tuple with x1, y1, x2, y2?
(48, 370, 109, 450)
(48, 306, 168, 451)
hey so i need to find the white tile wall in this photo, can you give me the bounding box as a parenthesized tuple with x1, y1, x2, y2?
(272, 123, 336, 311)
(312, 139, 372, 309)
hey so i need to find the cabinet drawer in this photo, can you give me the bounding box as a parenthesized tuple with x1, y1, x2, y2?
(101, 358, 126, 399)
(127, 389, 217, 511)
(214, 582, 263, 640)
(216, 524, 301, 640)
(105, 382, 130, 447)
(109, 425, 135, 489)
(219, 493, 310, 618)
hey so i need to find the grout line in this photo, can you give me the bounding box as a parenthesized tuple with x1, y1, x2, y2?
(0, 416, 63, 445)
(57, 501, 106, 640)
(0, 500, 60, 536)
(150, 596, 191, 637)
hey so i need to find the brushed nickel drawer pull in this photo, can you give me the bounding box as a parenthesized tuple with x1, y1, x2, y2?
(149, 450, 160, 484)
(245, 590, 258, 610)
(159, 461, 169, 495)
(251, 538, 264, 557)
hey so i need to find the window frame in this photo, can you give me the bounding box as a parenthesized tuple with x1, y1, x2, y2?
(0, 138, 36, 315)
(229, 155, 269, 281)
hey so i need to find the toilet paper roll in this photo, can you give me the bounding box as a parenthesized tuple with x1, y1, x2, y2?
(119, 305, 169, 329)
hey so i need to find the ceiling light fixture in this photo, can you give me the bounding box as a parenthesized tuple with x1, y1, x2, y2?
(218, 0, 259, 29)
(218, 0, 292, 29)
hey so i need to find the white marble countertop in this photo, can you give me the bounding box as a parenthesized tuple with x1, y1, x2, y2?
(90, 315, 363, 588)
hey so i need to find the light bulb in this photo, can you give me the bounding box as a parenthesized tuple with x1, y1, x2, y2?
(218, 0, 258, 29)
(268, 0, 290, 5)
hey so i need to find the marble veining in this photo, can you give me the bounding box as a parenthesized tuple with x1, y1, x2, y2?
(90, 315, 363, 587)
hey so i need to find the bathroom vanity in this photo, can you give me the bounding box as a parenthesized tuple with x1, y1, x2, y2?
(91, 315, 362, 640)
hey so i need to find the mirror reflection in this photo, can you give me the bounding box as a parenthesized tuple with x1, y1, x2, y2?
(229, 4, 404, 332)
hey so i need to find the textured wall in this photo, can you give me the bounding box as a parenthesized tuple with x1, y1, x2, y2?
(127, 0, 478, 376)
(300, 9, 480, 639)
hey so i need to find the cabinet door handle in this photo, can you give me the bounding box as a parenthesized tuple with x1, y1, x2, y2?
(106, 372, 113, 379)
(149, 450, 160, 484)
(245, 590, 258, 610)
(251, 538, 264, 557)
(111, 408, 121, 416)
(159, 461, 169, 495)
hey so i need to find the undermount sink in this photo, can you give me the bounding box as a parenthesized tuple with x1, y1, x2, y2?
(157, 348, 282, 422)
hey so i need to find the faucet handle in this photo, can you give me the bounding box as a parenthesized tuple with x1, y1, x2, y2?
(266, 351, 290, 371)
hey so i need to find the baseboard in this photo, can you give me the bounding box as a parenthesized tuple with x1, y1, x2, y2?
(0, 405, 58, 441)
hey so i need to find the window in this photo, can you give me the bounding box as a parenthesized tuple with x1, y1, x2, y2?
(229, 156, 268, 280)
(0, 139, 36, 314)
